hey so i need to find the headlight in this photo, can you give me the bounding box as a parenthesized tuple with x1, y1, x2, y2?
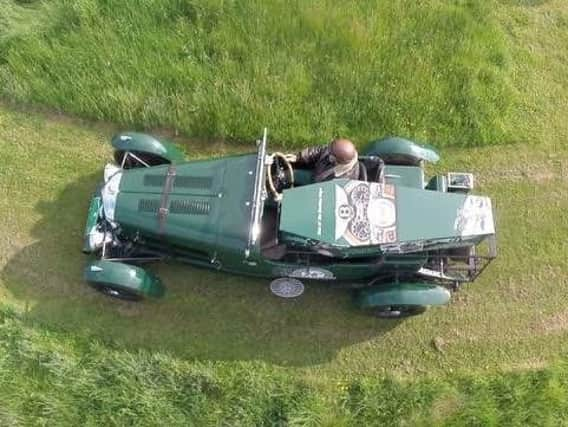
(101, 171, 122, 222)
(104, 163, 121, 182)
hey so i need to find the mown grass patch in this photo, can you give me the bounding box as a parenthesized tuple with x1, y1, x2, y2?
(1, 100, 568, 380)
(0, 0, 514, 147)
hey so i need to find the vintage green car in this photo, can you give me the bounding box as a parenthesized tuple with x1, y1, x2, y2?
(82, 129, 496, 318)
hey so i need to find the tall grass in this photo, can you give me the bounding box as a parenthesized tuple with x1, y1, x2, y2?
(0, 306, 319, 426)
(0, 0, 514, 147)
(2, 306, 568, 425)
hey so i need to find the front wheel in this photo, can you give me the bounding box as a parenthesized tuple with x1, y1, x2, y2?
(373, 305, 427, 319)
(90, 282, 142, 301)
(114, 150, 170, 169)
(83, 260, 165, 301)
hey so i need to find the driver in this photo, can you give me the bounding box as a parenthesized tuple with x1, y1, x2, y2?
(288, 138, 359, 182)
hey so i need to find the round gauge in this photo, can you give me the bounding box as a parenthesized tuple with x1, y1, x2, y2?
(368, 198, 396, 228)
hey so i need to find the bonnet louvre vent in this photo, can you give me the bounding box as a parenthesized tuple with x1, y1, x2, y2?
(144, 175, 213, 189)
(169, 200, 211, 215)
(138, 199, 160, 213)
(143, 175, 165, 187)
(175, 176, 213, 189)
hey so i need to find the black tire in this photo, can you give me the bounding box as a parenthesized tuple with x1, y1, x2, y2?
(88, 282, 142, 302)
(379, 154, 422, 166)
(373, 305, 427, 319)
(114, 150, 170, 169)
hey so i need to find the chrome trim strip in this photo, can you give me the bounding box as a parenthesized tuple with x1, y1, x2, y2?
(246, 128, 268, 257)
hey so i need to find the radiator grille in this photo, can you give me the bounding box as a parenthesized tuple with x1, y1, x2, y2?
(138, 199, 160, 213)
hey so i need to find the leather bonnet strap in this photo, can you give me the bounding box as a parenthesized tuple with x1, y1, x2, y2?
(158, 164, 176, 235)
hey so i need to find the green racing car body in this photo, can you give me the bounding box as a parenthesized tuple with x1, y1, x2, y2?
(82, 130, 496, 318)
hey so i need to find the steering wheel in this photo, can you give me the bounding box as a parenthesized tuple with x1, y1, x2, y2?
(266, 152, 294, 201)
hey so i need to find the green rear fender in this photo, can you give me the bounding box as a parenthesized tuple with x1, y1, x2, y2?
(354, 282, 450, 309)
(84, 260, 165, 298)
(111, 132, 186, 164)
(362, 137, 440, 165)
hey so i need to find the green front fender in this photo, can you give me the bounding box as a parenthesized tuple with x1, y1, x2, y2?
(354, 282, 450, 308)
(84, 260, 165, 298)
(111, 132, 186, 163)
(362, 137, 440, 164)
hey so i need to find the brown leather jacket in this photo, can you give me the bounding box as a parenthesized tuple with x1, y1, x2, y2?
(296, 145, 359, 182)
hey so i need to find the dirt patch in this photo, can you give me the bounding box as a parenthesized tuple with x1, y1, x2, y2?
(531, 170, 556, 183)
(508, 357, 548, 371)
(432, 336, 447, 353)
(430, 392, 462, 423)
(537, 310, 568, 334)
(478, 160, 568, 185)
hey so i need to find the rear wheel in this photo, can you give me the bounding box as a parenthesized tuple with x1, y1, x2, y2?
(362, 137, 440, 165)
(354, 282, 450, 318)
(373, 305, 427, 319)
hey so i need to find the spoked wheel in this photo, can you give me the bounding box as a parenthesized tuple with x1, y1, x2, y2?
(90, 282, 142, 301)
(373, 305, 427, 319)
(270, 278, 305, 298)
(114, 150, 170, 169)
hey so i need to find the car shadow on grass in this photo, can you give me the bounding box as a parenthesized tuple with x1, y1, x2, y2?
(1, 172, 401, 367)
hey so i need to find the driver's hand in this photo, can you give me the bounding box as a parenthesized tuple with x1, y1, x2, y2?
(284, 153, 297, 162)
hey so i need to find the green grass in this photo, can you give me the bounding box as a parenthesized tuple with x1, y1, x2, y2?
(2, 0, 568, 424)
(0, 99, 568, 423)
(2, 101, 568, 378)
(0, 0, 515, 147)
(3, 306, 568, 425)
